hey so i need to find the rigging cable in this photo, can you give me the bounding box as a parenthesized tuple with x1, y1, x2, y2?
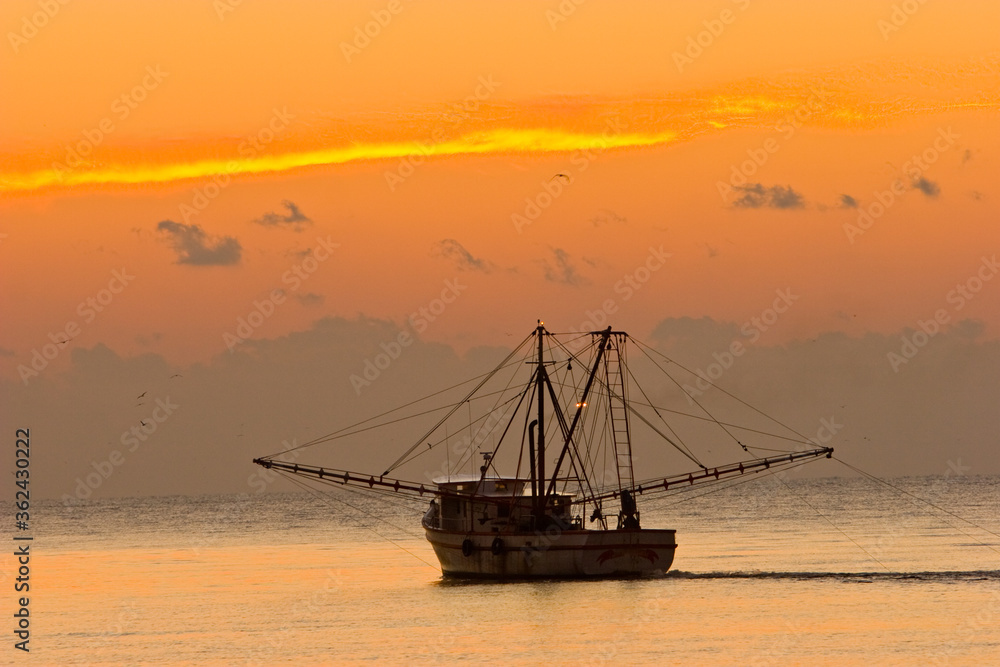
(552, 334, 707, 468)
(438, 341, 537, 477)
(835, 456, 1000, 554)
(633, 338, 812, 443)
(275, 469, 440, 571)
(770, 471, 892, 572)
(263, 337, 534, 460)
(622, 360, 703, 465)
(633, 341, 747, 459)
(383, 332, 535, 474)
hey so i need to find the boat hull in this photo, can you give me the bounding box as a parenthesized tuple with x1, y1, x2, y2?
(425, 526, 676, 579)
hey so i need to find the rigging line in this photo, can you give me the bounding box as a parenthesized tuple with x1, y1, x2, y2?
(632, 342, 747, 457)
(548, 356, 594, 496)
(383, 332, 535, 474)
(545, 371, 801, 444)
(447, 383, 530, 479)
(274, 470, 440, 571)
(541, 368, 596, 501)
(263, 346, 533, 458)
(271, 404, 455, 455)
(772, 472, 892, 572)
(622, 361, 701, 465)
(448, 341, 540, 477)
(632, 337, 811, 442)
(593, 371, 706, 469)
(834, 457, 1000, 550)
(395, 391, 526, 472)
(618, 399, 818, 447)
(580, 365, 607, 493)
(558, 353, 583, 495)
(466, 381, 536, 495)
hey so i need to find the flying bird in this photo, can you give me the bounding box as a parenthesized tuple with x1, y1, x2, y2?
(550, 173, 571, 182)
(137, 391, 147, 399)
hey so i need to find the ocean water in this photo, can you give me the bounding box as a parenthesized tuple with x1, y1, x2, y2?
(9, 475, 1000, 666)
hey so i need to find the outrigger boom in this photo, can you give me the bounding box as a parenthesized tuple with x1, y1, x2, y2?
(252, 445, 833, 507)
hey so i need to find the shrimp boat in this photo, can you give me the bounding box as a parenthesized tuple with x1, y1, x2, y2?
(253, 322, 833, 578)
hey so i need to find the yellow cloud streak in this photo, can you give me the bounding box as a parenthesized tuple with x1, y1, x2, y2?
(0, 127, 677, 194)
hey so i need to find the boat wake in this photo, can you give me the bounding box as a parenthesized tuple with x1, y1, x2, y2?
(665, 569, 1000, 583)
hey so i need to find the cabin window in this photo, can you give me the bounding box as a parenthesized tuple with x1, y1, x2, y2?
(495, 482, 507, 491)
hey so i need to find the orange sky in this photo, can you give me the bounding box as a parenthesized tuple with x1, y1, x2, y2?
(2, 0, 999, 374)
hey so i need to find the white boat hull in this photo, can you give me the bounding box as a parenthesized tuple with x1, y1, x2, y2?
(425, 526, 676, 578)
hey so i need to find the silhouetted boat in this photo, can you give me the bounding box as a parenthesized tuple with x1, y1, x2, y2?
(254, 322, 833, 578)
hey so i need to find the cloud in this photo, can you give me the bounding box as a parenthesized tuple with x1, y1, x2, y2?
(540, 247, 586, 285)
(156, 220, 242, 266)
(912, 177, 940, 197)
(589, 208, 628, 227)
(251, 200, 312, 230)
(295, 292, 325, 306)
(839, 194, 859, 208)
(732, 184, 805, 209)
(646, 316, 999, 478)
(134, 333, 163, 347)
(434, 239, 493, 273)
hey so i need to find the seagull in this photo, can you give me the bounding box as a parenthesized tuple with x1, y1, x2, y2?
(140, 420, 149, 427)
(169, 374, 182, 379)
(137, 391, 147, 399)
(550, 173, 571, 183)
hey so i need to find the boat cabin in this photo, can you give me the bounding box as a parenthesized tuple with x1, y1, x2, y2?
(425, 476, 579, 532)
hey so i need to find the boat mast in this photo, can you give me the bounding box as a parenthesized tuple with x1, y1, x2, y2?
(534, 320, 546, 520)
